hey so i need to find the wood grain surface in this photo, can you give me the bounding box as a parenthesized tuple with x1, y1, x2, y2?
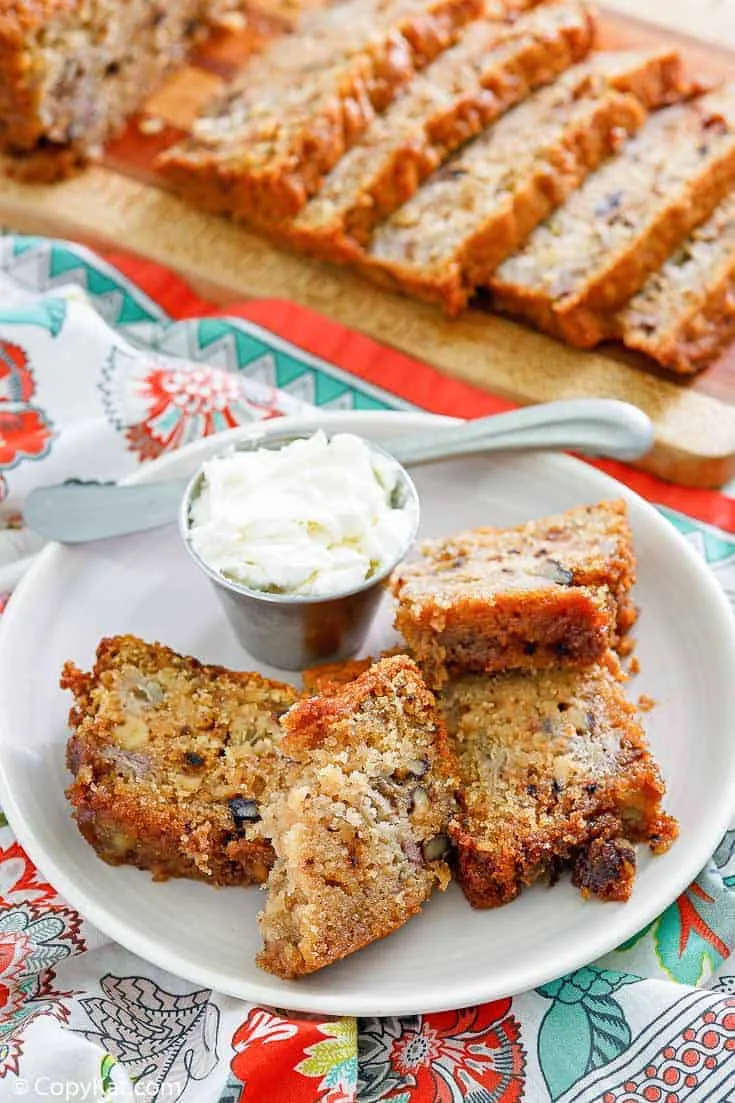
(1, 3, 734, 487)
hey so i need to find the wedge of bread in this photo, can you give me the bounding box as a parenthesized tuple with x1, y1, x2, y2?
(257, 656, 456, 977)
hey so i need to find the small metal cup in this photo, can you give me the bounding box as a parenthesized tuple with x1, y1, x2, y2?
(179, 431, 420, 670)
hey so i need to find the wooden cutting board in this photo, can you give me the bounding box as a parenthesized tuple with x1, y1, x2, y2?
(1, 4, 735, 488)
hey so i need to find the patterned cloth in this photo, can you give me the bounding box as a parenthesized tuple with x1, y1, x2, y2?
(2, 234, 735, 1103)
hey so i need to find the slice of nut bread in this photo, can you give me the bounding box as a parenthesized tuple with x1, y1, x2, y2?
(391, 500, 636, 687)
(257, 656, 456, 978)
(63, 635, 297, 885)
(443, 657, 678, 907)
(617, 192, 735, 373)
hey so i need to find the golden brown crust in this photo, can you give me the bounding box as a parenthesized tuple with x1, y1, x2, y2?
(0, 3, 50, 151)
(301, 645, 409, 695)
(647, 278, 735, 374)
(63, 634, 297, 886)
(284, 655, 455, 774)
(391, 500, 636, 687)
(257, 656, 457, 978)
(598, 48, 683, 111)
(443, 660, 678, 908)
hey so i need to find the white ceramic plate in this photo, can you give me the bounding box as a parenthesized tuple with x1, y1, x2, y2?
(1, 410, 735, 1017)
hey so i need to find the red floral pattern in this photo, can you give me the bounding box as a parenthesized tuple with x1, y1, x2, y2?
(0, 341, 34, 404)
(0, 340, 53, 476)
(231, 1003, 526, 1103)
(231, 1008, 323, 1102)
(0, 900, 85, 1078)
(365, 1003, 526, 1103)
(391, 1007, 524, 1101)
(0, 926, 34, 1022)
(0, 408, 53, 467)
(129, 363, 252, 459)
(0, 843, 87, 1078)
(0, 841, 71, 908)
(102, 354, 288, 462)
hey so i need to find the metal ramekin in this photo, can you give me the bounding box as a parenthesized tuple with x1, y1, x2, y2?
(179, 430, 420, 670)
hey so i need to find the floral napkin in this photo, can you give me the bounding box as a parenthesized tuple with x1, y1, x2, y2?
(1, 234, 735, 1103)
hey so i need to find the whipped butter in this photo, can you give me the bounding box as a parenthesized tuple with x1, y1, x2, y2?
(188, 432, 416, 597)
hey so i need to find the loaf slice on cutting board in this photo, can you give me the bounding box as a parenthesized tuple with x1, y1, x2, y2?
(617, 192, 735, 374)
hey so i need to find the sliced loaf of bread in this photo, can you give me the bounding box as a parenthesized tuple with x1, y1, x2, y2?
(362, 50, 681, 313)
(279, 0, 596, 261)
(489, 86, 735, 346)
(158, 0, 503, 220)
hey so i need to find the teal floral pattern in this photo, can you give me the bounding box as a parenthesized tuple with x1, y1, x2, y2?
(536, 968, 639, 1100)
